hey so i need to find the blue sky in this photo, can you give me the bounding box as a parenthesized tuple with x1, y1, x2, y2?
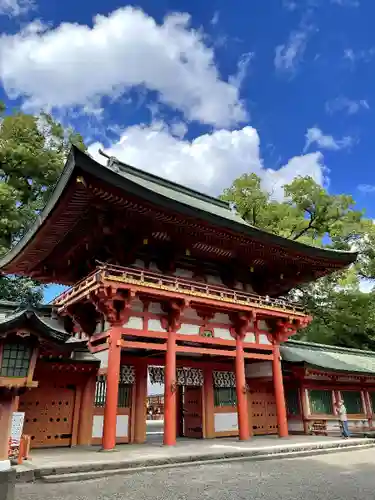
(1, 0, 374, 302)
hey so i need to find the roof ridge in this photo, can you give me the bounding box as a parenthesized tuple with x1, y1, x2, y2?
(285, 339, 375, 357)
(106, 156, 231, 211)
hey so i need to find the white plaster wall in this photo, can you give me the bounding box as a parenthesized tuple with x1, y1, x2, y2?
(214, 412, 238, 432)
(178, 323, 200, 335)
(183, 308, 200, 320)
(288, 420, 304, 432)
(92, 415, 129, 438)
(148, 318, 165, 332)
(245, 333, 256, 343)
(211, 313, 231, 324)
(244, 282, 254, 293)
(206, 274, 223, 285)
(259, 334, 271, 345)
(245, 361, 273, 378)
(214, 328, 232, 340)
(149, 302, 163, 314)
(127, 316, 143, 329)
(131, 299, 144, 313)
(116, 415, 129, 437)
(149, 262, 159, 272)
(258, 320, 269, 331)
(92, 415, 103, 438)
(94, 350, 109, 369)
(175, 267, 193, 278)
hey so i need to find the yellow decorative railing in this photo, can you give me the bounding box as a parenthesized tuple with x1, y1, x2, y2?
(53, 263, 306, 317)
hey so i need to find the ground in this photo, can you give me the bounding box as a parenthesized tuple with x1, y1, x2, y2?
(17, 448, 375, 500)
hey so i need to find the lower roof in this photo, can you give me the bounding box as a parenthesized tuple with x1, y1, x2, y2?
(281, 340, 375, 375)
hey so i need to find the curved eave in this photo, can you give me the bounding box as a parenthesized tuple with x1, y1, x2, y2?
(0, 146, 358, 275)
(0, 310, 70, 344)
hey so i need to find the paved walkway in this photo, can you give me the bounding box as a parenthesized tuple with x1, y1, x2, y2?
(16, 434, 374, 481)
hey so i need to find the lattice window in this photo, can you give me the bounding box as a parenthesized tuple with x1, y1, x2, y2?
(309, 389, 333, 415)
(286, 388, 300, 416)
(213, 371, 236, 388)
(214, 387, 237, 407)
(341, 391, 363, 414)
(0, 342, 32, 377)
(94, 375, 132, 408)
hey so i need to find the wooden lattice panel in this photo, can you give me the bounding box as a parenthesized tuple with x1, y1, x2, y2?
(19, 378, 76, 448)
(248, 387, 277, 435)
(183, 386, 203, 439)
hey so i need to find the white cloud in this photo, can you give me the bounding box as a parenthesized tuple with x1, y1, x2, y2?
(357, 184, 375, 194)
(275, 29, 309, 73)
(0, 0, 34, 16)
(304, 127, 354, 152)
(0, 7, 247, 127)
(326, 96, 369, 115)
(331, 0, 360, 6)
(344, 47, 375, 65)
(88, 122, 326, 200)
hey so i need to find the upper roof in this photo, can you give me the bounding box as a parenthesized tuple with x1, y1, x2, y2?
(0, 147, 357, 288)
(281, 340, 375, 375)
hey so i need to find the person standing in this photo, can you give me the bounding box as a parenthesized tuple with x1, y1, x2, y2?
(336, 399, 350, 438)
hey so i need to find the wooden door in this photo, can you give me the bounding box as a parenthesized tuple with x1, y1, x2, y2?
(19, 380, 76, 448)
(183, 386, 203, 438)
(248, 387, 277, 435)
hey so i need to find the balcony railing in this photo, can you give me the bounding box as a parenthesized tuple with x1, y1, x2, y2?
(53, 263, 306, 316)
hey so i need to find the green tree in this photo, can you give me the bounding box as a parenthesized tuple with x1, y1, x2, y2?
(0, 105, 85, 303)
(222, 173, 375, 349)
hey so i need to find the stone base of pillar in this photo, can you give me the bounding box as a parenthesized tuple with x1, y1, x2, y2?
(0, 460, 10, 472)
(0, 469, 16, 500)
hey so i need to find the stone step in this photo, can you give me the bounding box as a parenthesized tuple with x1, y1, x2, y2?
(29, 440, 375, 484)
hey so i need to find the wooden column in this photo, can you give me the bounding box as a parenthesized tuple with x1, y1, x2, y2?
(0, 393, 14, 471)
(273, 343, 288, 438)
(162, 300, 185, 447)
(102, 326, 122, 451)
(203, 366, 215, 439)
(164, 330, 177, 446)
(134, 362, 148, 444)
(77, 374, 97, 445)
(235, 334, 250, 441)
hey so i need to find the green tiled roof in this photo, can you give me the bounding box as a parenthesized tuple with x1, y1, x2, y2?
(281, 340, 375, 375)
(117, 164, 250, 228)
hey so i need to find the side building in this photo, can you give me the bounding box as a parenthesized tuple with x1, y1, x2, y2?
(0, 146, 357, 454)
(282, 340, 375, 436)
(0, 300, 98, 470)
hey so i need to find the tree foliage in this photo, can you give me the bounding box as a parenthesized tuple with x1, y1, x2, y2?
(0, 104, 85, 303)
(222, 173, 375, 349)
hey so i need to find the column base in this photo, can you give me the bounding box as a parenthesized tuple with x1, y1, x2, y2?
(98, 448, 119, 453)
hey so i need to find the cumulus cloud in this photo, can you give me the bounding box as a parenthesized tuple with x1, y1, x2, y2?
(0, 0, 34, 16)
(326, 96, 369, 115)
(304, 127, 354, 152)
(0, 7, 247, 127)
(88, 122, 327, 200)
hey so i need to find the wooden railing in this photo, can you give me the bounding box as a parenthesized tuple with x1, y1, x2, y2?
(53, 263, 306, 316)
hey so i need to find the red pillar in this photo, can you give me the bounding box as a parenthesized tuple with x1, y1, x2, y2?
(235, 335, 250, 441)
(273, 343, 288, 438)
(134, 363, 148, 444)
(102, 326, 122, 451)
(164, 330, 177, 446)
